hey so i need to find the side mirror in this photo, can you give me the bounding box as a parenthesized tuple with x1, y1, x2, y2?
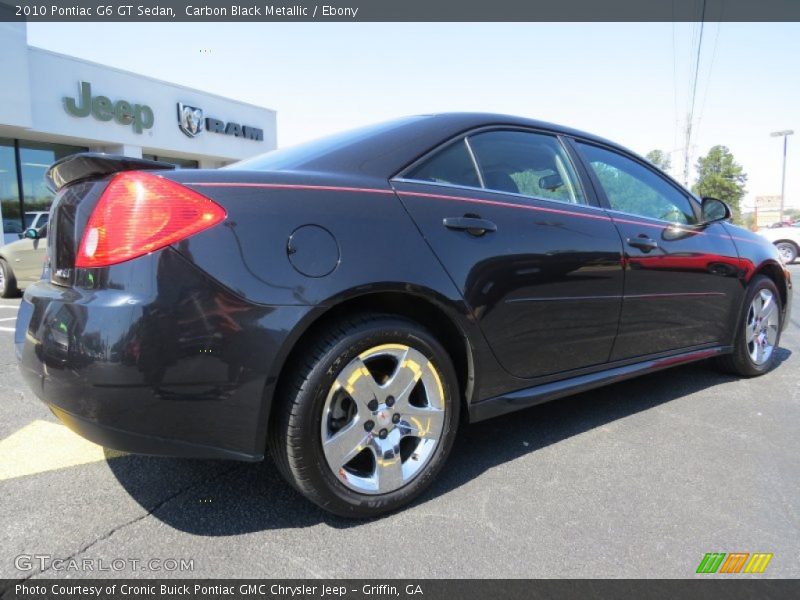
(701, 197, 731, 223)
(23, 228, 39, 240)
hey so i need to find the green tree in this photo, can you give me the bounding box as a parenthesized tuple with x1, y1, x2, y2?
(645, 149, 672, 172)
(692, 145, 747, 224)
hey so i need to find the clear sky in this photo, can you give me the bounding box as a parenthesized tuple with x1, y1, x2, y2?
(27, 22, 800, 208)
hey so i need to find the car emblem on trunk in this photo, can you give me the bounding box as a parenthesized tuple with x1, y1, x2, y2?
(177, 103, 204, 137)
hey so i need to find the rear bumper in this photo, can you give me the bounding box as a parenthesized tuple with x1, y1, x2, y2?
(15, 248, 314, 460)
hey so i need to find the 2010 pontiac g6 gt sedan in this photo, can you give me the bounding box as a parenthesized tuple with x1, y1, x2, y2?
(16, 114, 792, 517)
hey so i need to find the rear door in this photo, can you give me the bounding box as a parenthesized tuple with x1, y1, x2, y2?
(392, 129, 625, 379)
(572, 141, 743, 360)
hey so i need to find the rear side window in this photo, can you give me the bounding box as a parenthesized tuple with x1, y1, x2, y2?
(469, 131, 585, 204)
(405, 140, 480, 188)
(404, 130, 585, 205)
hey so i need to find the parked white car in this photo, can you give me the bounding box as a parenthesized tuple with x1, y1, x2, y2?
(758, 223, 800, 264)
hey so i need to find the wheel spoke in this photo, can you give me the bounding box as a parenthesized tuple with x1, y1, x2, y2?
(372, 437, 404, 493)
(760, 299, 777, 323)
(766, 323, 779, 346)
(745, 318, 756, 342)
(752, 294, 764, 318)
(323, 421, 370, 470)
(335, 357, 380, 408)
(397, 405, 445, 440)
(382, 350, 424, 402)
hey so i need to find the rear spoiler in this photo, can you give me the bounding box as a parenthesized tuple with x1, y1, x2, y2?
(45, 153, 176, 193)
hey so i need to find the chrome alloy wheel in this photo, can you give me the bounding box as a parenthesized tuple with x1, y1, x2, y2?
(746, 289, 780, 365)
(776, 243, 796, 264)
(320, 343, 446, 495)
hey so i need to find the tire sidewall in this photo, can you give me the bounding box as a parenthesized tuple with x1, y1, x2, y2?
(291, 318, 460, 517)
(0, 259, 12, 298)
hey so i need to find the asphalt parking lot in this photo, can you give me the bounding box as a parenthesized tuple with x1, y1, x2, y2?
(1, 266, 798, 579)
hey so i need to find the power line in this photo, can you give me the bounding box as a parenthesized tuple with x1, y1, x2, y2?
(694, 15, 723, 142)
(682, 0, 707, 186)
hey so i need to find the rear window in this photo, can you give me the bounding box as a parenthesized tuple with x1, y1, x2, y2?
(230, 116, 424, 172)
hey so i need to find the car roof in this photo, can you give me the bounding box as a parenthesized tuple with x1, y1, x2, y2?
(231, 112, 631, 180)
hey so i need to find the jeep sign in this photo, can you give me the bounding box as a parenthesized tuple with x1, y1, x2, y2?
(64, 81, 154, 134)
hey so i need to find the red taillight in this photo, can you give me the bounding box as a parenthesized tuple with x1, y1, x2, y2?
(76, 171, 226, 268)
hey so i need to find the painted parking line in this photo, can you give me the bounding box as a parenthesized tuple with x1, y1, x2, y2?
(0, 420, 124, 482)
(0, 310, 16, 332)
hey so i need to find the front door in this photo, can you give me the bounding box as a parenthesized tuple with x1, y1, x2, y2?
(393, 129, 625, 379)
(12, 226, 47, 283)
(573, 141, 743, 360)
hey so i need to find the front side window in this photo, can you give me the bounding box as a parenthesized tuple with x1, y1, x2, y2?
(578, 143, 696, 224)
(468, 131, 585, 204)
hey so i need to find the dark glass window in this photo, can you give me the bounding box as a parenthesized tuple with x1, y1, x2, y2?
(0, 139, 20, 244)
(19, 140, 86, 227)
(1, 139, 85, 245)
(405, 140, 480, 188)
(578, 143, 696, 224)
(468, 131, 585, 204)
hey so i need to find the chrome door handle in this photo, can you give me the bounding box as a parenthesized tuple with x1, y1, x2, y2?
(443, 216, 497, 236)
(627, 235, 658, 252)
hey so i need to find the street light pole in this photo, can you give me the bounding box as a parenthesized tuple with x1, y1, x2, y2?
(770, 130, 794, 223)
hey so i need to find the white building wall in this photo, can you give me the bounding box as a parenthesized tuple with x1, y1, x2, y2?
(0, 23, 33, 129)
(0, 23, 276, 163)
(24, 48, 276, 161)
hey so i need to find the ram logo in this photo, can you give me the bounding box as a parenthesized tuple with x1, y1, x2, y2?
(177, 103, 204, 137)
(176, 102, 263, 141)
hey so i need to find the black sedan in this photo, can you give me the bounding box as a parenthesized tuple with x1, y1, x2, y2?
(15, 114, 792, 517)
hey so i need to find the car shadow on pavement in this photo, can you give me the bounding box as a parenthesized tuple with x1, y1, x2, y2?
(107, 348, 792, 535)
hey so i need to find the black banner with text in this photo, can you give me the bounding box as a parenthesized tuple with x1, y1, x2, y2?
(3, 580, 800, 600)
(2, 0, 800, 22)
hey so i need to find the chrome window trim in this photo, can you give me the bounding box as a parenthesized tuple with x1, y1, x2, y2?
(603, 207, 703, 229)
(390, 177, 608, 214)
(390, 177, 706, 230)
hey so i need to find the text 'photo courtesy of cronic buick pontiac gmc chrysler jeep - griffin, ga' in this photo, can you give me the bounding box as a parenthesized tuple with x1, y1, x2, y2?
(15, 114, 792, 517)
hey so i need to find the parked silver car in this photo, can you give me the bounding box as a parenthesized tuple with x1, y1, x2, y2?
(0, 225, 47, 297)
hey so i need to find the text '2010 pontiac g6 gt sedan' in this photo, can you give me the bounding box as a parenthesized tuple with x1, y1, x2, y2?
(15, 114, 792, 517)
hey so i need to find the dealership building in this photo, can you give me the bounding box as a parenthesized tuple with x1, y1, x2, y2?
(0, 22, 277, 245)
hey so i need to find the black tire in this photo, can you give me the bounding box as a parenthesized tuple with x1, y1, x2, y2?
(775, 241, 798, 264)
(0, 258, 18, 298)
(269, 313, 460, 518)
(715, 275, 783, 377)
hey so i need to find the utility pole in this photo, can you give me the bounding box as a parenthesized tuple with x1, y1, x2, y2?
(682, 118, 692, 186)
(770, 130, 794, 223)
